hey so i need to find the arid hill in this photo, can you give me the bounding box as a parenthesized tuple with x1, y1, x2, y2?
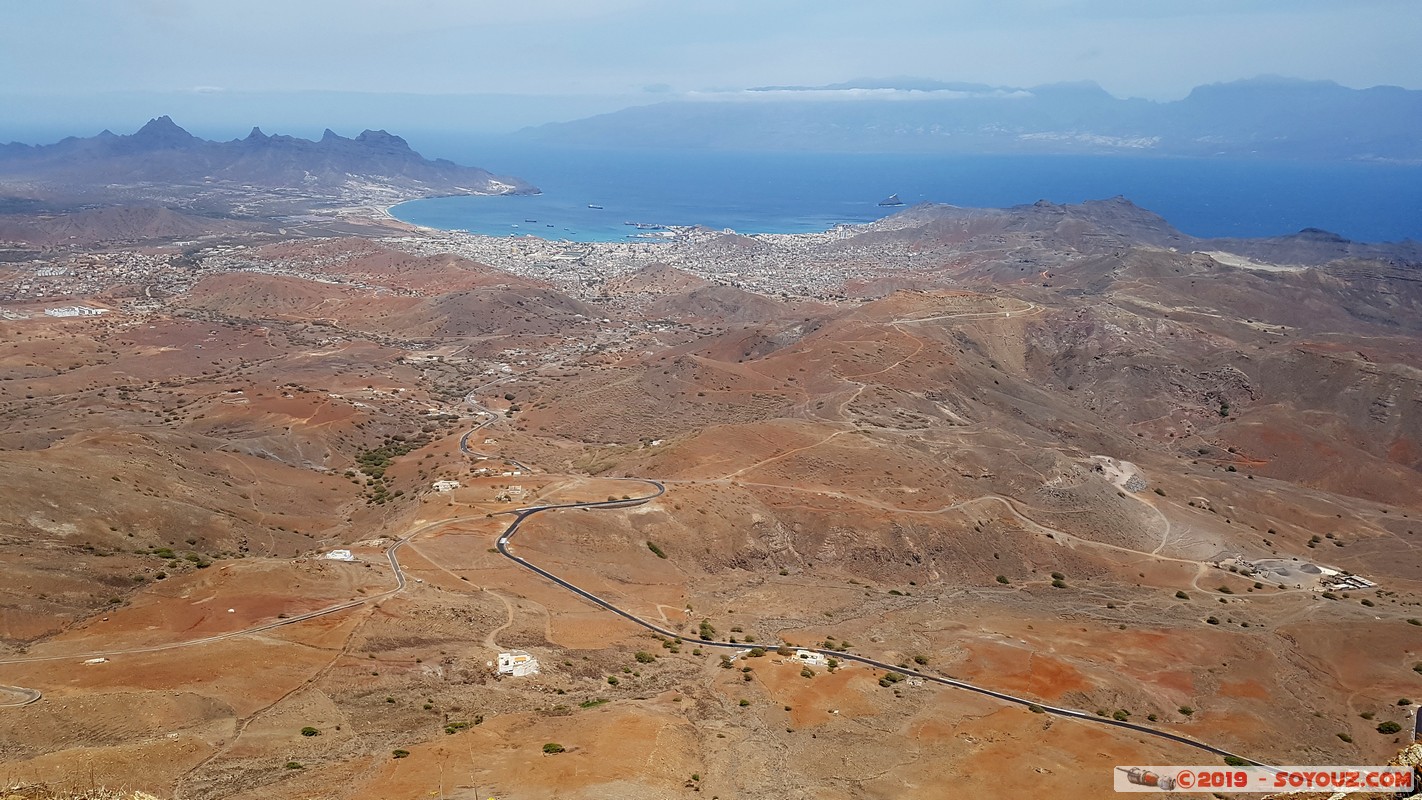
(1, 201, 1420, 800)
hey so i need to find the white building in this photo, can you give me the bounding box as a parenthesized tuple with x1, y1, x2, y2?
(432, 480, 461, 492)
(794, 650, 829, 668)
(322, 549, 355, 562)
(45, 305, 108, 318)
(497, 650, 539, 677)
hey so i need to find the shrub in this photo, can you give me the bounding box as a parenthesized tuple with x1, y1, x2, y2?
(1153, 487, 1166, 496)
(913, 655, 929, 665)
(1112, 710, 1129, 721)
(1028, 704, 1045, 714)
(996, 575, 1009, 584)
(800, 667, 815, 679)
(1376, 721, 1402, 734)
(1337, 733, 1353, 743)
(748, 647, 766, 658)
(634, 651, 656, 664)
(1224, 756, 1249, 767)
(738, 699, 750, 707)
(1051, 579, 1067, 589)
(606, 676, 619, 686)
(391, 749, 410, 758)
(300, 726, 320, 737)
(285, 761, 304, 769)
(542, 742, 566, 754)
(579, 698, 609, 709)
(1178, 706, 1194, 716)
(1050, 571, 1065, 580)
(646, 541, 667, 559)
(1175, 591, 1189, 599)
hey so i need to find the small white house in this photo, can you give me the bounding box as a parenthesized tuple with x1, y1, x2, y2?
(322, 549, 355, 562)
(794, 650, 829, 668)
(432, 480, 461, 492)
(497, 650, 539, 677)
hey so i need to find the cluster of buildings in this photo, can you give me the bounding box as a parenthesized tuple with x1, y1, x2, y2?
(44, 305, 108, 317)
(0, 251, 181, 306)
(381, 220, 929, 302)
(1320, 573, 1377, 591)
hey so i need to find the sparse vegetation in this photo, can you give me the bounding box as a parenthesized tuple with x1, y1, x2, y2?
(646, 541, 667, 559)
(300, 726, 320, 737)
(878, 672, 905, 688)
(542, 742, 566, 754)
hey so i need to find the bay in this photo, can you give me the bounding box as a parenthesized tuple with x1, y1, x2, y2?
(391, 143, 1422, 244)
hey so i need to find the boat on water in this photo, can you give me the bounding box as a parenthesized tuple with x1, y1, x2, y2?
(878, 193, 905, 207)
(587, 204, 604, 210)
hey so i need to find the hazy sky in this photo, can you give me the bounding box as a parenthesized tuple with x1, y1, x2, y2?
(2, 0, 1419, 135)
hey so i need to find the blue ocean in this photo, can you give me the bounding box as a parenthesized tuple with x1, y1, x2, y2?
(392, 142, 1422, 244)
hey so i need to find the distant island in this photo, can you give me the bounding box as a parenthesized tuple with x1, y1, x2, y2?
(522, 76, 1422, 161)
(0, 116, 536, 217)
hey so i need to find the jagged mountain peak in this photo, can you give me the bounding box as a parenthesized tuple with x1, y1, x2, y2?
(131, 115, 198, 147)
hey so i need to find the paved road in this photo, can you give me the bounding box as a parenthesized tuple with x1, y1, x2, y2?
(495, 478, 1272, 768)
(0, 372, 1272, 769)
(459, 377, 533, 472)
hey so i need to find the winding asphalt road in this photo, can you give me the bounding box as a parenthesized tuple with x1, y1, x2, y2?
(495, 477, 1272, 768)
(0, 382, 1270, 770)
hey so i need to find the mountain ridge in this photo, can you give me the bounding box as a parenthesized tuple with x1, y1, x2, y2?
(0, 116, 537, 215)
(522, 77, 1422, 160)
